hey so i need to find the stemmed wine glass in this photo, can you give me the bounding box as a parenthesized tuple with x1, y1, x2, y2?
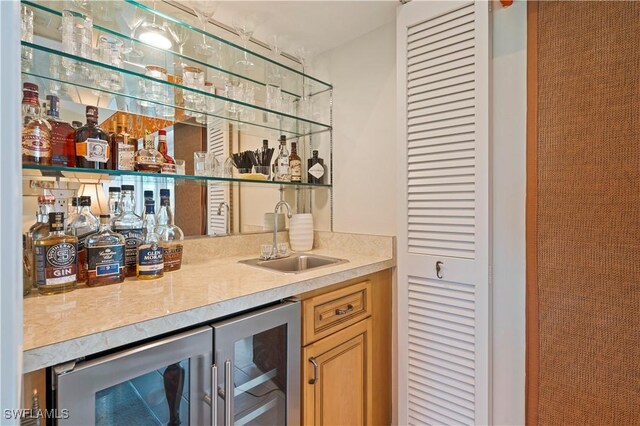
(189, 0, 218, 57)
(119, 9, 145, 59)
(232, 14, 257, 70)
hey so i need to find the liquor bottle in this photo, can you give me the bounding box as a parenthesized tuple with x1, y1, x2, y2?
(67, 196, 99, 283)
(307, 150, 325, 184)
(142, 190, 154, 222)
(34, 212, 78, 295)
(85, 214, 125, 286)
(289, 141, 302, 183)
(156, 189, 184, 272)
(75, 106, 110, 169)
(21, 83, 52, 165)
(114, 115, 135, 171)
(107, 187, 121, 217)
(106, 122, 117, 170)
(112, 185, 143, 277)
(45, 95, 76, 167)
(134, 131, 164, 173)
(275, 135, 290, 182)
(23, 195, 55, 295)
(65, 196, 80, 232)
(137, 199, 164, 280)
(157, 129, 176, 173)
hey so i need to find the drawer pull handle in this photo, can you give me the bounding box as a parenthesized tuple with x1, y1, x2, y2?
(335, 304, 354, 315)
(309, 357, 319, 384)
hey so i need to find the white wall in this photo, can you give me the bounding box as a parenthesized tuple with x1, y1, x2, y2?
(491, 1, 527, 425)
(315, 22, 397, 236)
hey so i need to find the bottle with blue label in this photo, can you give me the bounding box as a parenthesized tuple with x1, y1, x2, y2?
(112, 185, 143, 277)
(86, 214, 125, 286)
(137, 199, 164, 280)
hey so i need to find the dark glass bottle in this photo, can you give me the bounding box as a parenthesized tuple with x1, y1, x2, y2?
(307, 150, 325, 184)
(86, 214, 126, 286)
(45, 95, 76, 167)
(75, 106, 110, 170)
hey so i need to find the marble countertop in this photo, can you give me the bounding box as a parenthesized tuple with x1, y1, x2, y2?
(23, 232, 395, 373)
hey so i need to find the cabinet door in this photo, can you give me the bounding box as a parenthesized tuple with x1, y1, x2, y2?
(303, 318, 372, 426)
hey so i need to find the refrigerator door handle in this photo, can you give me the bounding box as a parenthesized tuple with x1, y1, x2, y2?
(224, 359, 233, 426)
(203, 364, 218, 426)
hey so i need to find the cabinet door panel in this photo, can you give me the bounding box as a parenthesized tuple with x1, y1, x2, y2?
(303, 319, 372, 426)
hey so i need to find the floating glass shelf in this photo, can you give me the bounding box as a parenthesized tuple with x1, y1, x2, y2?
(23, 164, 332, 189)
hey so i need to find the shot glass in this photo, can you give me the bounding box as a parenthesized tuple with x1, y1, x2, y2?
(175, 159, 186, 175)
(260, 244, 274, 260)
(277, 243, 289, 257)
(194, 151, 207, 176)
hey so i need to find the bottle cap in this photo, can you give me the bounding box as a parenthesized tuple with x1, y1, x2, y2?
(80, 196, 92, 207)
(46, 95, 60, 118)
(108, 187, 121, 193)
(160, 189, 170, 198)
(158, 129, 166, 136)
(86, 106, 98, 120)
(48, 212, 65, 230)
(121, 185, 135, 191)
(100, 214, 110, 219)
(312, 150, 319, 156)
(143, 190, 154, 199)
(23, 82, 38, 93)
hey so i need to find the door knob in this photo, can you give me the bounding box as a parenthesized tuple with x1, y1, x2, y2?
(436, 261, 444, 279)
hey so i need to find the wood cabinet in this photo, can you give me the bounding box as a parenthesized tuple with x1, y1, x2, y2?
(299, 270, 392, 426)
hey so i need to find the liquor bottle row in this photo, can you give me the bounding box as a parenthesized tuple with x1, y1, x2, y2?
(23, 186, 184, 296)
(21, 83, 175, 173)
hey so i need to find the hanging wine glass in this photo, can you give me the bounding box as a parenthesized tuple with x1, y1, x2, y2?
(119, 9, 145, 59)
(188, 0, 218, 57)
(232, 13, 257, 71)
(266, 33, 285, 84)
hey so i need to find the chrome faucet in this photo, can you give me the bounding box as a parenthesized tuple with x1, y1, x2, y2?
(217, 202, 230, 236)
(270, 200, 292, 259)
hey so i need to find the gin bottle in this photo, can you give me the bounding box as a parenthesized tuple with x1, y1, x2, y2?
(34, 212, 78, 295)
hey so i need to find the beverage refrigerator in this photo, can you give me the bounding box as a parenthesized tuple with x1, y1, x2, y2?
(53, 301, 300, 426)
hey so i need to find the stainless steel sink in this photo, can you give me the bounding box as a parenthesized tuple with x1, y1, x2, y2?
(239, 253, 348, 274)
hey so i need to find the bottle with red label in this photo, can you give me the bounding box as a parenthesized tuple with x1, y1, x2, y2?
(45, 95, 76, 167)
(157, 129, 176, 173)
(21, 82, 52, 165)
(34, 212, 78, 295)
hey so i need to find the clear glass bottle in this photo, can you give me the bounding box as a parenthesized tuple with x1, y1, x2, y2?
(45, 95, 76, 167)
(86, 214, 126, 286)
(135, 131, 164, 173)
(34, 212, 78, 295)
(289, 141, 302, 183)
(67, 196, 99, 283)
(156, 189, 184, 272)
(112, 185, 144, 277)
(75, 106, 110, 170)
(137, 199, 164, 280)
(107, 187, 121, 217)
(142, 190, 154, 222)
(21, 83, 52, 165)
(23, 196, 55, 295)
(65, 196, 80, 232)
(275, 135, 290, 182)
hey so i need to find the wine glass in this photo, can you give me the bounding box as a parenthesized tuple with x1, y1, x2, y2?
(119, 9, 145, 59)
(168, 25, 190, 70)
(188, 0, 218, 57)
(232, 14, 257, 70)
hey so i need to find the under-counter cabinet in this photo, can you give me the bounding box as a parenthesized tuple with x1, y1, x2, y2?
(299, 270, 392, 426)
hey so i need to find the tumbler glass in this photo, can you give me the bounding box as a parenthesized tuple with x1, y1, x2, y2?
(21, 6, 33, 71)
(61, 9, 93, 79)
(97, 36, 124, 91)
(194, 151, 208, 176)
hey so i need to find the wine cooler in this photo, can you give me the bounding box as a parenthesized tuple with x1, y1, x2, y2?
(53, 302, 300, 426)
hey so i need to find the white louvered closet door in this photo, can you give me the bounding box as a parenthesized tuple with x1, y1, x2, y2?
(207, 118, 229, 235)
(397, 2, 490, 425)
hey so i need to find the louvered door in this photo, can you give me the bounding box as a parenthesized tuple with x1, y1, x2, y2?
(397, 2, 490, 425)
(206, 118, 229, 235)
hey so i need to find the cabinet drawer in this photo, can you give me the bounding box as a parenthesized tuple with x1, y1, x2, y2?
(302, 280, 371, 345)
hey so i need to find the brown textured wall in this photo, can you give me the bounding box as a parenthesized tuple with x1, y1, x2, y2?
(534, 1, 640, 424)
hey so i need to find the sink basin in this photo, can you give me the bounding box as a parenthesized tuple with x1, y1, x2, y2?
(239, 253, 348, 274)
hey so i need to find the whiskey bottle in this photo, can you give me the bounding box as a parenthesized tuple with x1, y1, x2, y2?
(107, 187, 121, 217)
(45, 95, 76, 167)
(156, 189, 184, 272)
(34, 212, 78, 295)
(65, 196, 80, 232)
(21, 83, 52, 165)
(142, 190, 154, 222)
(275, 135, 290, 182)
(112, 185, 143, 277)
(157, 129, 176, 173)
(75, 106, 110, 169)
(137, 199, 164, 280)
(67, 196, 99, 283)
(134, 131, 164, 173)
(289, 141, 302, 183)
(86, 214, 125, 286)
(307, 150, 325, 184)
(114, 115, 135, 171)
(23, 195, 55, 295)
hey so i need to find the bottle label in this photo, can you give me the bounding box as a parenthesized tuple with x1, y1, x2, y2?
(50, 122, 75, 166)
(76, 232, 93, 282)
(76, 138, 109, 163)
(162, 243, 183, 270)
(118, 144, 135, 171)
(35, 242, 77, 286)
(278, 159, 289, 175)
(116, 228, 144, 268)
(308, 163, 325, 179)
(290, 160, 302, 181)
(138, 243, 164, 276)
(22, 132, 52, 158)
(87, 244, 124, 277)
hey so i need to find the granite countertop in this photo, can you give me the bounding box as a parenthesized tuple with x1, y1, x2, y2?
(22, 232, 395, 373)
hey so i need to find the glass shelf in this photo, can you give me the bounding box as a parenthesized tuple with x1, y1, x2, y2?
(23, 0, 332, 98)
(22, 164, 332, 189)
(23, 42, 331, 138)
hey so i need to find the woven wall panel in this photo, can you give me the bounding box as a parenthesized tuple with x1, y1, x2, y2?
(536, 2, 640, 425)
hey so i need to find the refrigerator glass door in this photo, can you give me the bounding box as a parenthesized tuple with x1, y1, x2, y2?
(213, 302, 300, 426)
(56, 326, 213, 426)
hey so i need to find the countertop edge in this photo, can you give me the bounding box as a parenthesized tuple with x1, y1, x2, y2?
(23, 258, 394, 373)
